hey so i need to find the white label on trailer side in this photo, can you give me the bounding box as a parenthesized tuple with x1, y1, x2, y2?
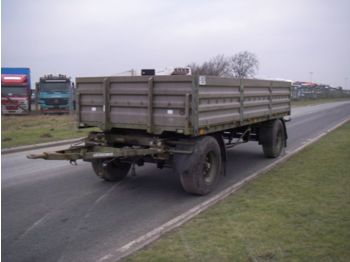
(199, 76, 206, 85)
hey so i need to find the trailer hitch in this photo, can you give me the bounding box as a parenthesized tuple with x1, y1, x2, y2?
(27, 145, 87, 161)
(27, 151, 82, 161)
(27, 153, 48, 159)
(27, 145, 166, 161)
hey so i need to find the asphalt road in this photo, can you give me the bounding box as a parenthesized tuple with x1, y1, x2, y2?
(2, 101, 350, 262)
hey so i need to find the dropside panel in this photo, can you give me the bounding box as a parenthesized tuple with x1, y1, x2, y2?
(77, 76, 193, 134)
(197, 77, 291, 134)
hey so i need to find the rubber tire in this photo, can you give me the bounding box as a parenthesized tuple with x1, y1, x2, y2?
(91, 159, 131, 182)
(174, 136, 222, 195)
(259, 119, 285, 158)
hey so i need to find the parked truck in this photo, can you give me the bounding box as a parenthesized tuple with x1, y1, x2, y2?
(36, 74, 74, 113)
(28, 74, 291, 195)
(1, 67, 31, 114)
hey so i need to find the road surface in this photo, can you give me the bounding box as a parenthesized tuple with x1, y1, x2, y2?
(2, 101, 350, 262)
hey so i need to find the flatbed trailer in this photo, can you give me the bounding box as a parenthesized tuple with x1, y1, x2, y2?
(28, 75, 291, 195)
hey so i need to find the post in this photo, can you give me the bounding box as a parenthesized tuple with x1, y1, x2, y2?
(35, 82, 39, 112)
(103, 78, 111, 131)
(184, 93, 190, 134)
(147, 77, 154, 133)
(239, 78, 244, 124)
(309, 71, 313, 82)
(69, 81, 75, 115)
(268, 81, 272, 118)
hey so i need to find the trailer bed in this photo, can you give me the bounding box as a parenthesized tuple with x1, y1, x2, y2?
(76, 75, 291, 135)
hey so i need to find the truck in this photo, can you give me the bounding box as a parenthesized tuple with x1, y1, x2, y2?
(28, 74, 291, 195)
(36, 74, 74, 113)
(1, 67, 32, 114)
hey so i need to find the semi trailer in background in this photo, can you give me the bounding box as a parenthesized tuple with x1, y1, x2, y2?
(36, 74, 74, 113)
(28, 73, 291, 195)
(1, 67, 32, 115)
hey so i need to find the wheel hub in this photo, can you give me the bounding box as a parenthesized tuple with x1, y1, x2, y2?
(203, 152, 216, 184)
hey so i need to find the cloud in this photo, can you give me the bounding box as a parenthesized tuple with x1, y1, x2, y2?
(2, 0, 350, 88)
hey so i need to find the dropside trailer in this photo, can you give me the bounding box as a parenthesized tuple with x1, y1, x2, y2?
(28, 75, 291, 195)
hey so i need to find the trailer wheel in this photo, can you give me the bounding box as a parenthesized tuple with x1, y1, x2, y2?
(91, 159, 131, 182)
(259, 119, 285, 158)
(174, 136, 222, 195)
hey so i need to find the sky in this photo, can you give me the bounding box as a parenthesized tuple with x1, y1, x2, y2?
(1, 0, 350, 89)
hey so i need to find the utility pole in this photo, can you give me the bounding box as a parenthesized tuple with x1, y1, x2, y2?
(309, 72, 313, 83)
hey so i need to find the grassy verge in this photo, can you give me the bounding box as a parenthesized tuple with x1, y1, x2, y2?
(1, 115, 97, 148)
(2, 99, 349, 149)
(125, 121, 350, 261)
(291, 97, 350, 107)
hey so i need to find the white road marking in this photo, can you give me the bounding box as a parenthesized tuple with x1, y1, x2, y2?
(57, 183, 121, 262)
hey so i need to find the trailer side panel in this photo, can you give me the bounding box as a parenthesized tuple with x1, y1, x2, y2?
(76, 75, 291, 135)
(196, 77, 290, 135)
(77, 76, 193, 134)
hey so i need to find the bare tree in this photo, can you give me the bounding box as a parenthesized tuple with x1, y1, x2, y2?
(188, 54, 229, 76)
(188, 51, 259, 78)
(227, 51, 259, 78)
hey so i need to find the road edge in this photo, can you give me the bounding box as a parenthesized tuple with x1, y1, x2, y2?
(98, 116, 350, 262)
(1, 137, 83, 155)
(3, 101, 349, 155)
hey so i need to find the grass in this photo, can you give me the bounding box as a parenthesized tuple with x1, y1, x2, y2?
(291, 97, 350, 107)
(125, 121, 350, 262)
(2, 99, 349, 149)
(1, 114, 97, 148)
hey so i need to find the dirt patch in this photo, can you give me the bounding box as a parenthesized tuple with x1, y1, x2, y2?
(40, 133, 53, 138)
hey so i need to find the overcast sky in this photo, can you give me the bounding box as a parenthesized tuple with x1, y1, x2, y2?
(2, 0, 350, 89)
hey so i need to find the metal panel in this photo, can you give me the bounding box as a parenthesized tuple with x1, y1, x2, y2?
(76, 75, 291, 135)
(197, 76, 291, 131)
(77, 76, 193, 134)
(198, 77, 242, 128)
(77, 81, 104, 124)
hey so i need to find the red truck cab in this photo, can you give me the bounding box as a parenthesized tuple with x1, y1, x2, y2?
(1, 68, 31, 114)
